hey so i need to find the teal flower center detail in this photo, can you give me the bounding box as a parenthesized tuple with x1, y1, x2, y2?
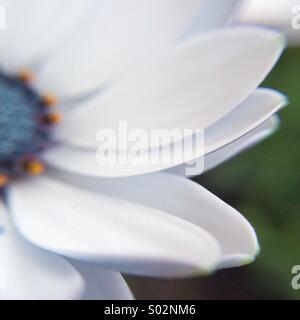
(0, 72, 50, 178)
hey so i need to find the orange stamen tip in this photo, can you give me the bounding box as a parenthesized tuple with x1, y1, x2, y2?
(0, 174, 8, 187)
(23, 160, 45, 176)
(44, 112, 62, 125)
(42, 94, 58, 106)
(19, 69, 35, 83)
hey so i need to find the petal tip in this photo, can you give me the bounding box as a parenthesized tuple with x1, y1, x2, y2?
(239, 25, 287, 57)
(268, 29, 287, 49)
(246, 223, 261, 259)
(218, 251, 260, 269)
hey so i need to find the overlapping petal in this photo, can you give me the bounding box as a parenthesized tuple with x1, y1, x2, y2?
(51, 27, 285, 148)
(17, 171, 259, 267)
(240, 0, 300, 46)
(0, 0, 95, 72)
(34, 0, 208, 98)
(171, 115, 280, 176)
(42, 88, 286, 177)
(0, 202, 84, 300)
(9, 175, 221, 278)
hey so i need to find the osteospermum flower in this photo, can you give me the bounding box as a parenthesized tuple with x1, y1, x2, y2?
(0, 0, 287, 300)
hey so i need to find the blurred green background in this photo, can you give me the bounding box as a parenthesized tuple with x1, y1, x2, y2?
(127, 47, 300, 300)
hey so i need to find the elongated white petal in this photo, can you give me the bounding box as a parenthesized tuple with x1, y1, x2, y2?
(240, 0, 300, 46)
(42, 133, 204, 177)
(53, 27, 285, 147)
(188, 0, 245, 34)
(170, 115, 280, 176)
(71, 261, 134, 300)
(43, 88, 286, 177)
(204, 115, 279, 174)
(168, 87, 285, 177)
(34, 0, 206, 98)
(44, 171, 259, 267)
(0, 0, 95, 72)
(0, 202, 84, 300)
(203, 88, 286, 154)
(9, 175, 221, 278)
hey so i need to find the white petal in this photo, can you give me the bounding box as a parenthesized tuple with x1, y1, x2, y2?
(43, 171, 259, 267)
(0, 201, 84, 300)
(9, 175, 221, 278)
(204, 115, 280, 173)
(34, 0, 206, 98)
(0, 0, 95, 72)
(240, 0, 300, 46)
(71, 261, 134, 300)
(204, 88, 286, 154)
(53, 27, 285, 147)
(188, 0, 245, 34)
(42, 133, 204, 177)
(43, 88, 286, 177)
(170, 115, 280, 176)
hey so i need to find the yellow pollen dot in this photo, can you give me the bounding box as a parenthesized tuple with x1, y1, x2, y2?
(18, 69, 35, 83)
(23, 160, 45, 176)
(44, 112, 62, 124)
(42, 94, 58, 106)
(0, 174, 8, 187)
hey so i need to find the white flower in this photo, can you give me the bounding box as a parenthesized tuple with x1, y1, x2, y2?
(240, 0, 300, 46)
(0, 0, 286, 300)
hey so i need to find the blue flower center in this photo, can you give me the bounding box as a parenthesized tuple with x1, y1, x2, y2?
(0, 72, 51, 178)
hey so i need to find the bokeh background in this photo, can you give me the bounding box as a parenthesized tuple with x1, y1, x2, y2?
(126, 46, 300, 300)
